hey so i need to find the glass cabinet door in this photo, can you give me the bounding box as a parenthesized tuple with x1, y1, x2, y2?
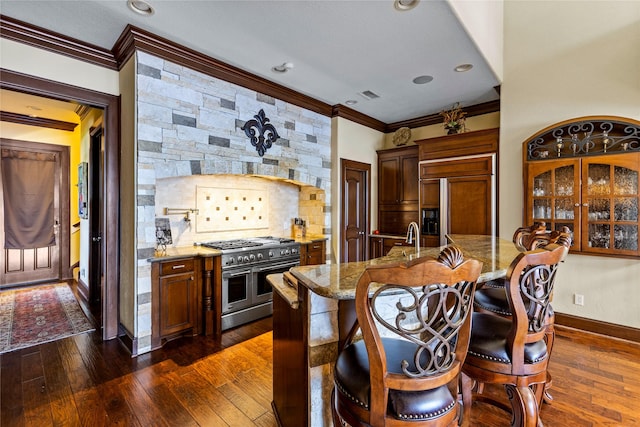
(527, 160, 579, 247)
(582, 154, 639, 256)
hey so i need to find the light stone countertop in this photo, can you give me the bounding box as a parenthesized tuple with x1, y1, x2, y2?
(147, 245, 222, 262)
(289, 234, 521, 300)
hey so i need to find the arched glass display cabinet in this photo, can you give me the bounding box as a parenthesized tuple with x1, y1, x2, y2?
(523, 116, 640, 258)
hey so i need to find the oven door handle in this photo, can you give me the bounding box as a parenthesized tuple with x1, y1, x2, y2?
(255, 263, 299, 272)
(226, 269, 252, 277)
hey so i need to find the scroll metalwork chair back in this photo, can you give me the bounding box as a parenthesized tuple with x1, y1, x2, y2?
(461, 242, 569, 427)
(332, 246, 482, 427)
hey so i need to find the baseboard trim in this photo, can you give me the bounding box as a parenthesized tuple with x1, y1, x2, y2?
(76, 277, 90, 304)
(118, 324, 137, 356)
(555, 312, 640, 344)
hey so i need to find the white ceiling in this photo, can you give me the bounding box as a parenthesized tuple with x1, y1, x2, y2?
(0, 0, 500, 124)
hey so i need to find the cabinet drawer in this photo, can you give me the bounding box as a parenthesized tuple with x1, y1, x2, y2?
(160, 259, 194, 276)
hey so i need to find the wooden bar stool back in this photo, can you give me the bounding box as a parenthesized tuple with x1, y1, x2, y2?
(461, 242, 570, 427)
(332, 246, 482, 427)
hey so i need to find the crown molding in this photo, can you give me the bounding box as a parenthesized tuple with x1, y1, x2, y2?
(331, 105, 386, 132)
(0, 110, 78, 131)
(385, 99, 501, 133)
(0, 15, 118, 70)
(1, 16, 500, 132)
(112, 25, 334, 118)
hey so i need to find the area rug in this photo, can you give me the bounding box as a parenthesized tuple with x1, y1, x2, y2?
(0, 283, 95, 354)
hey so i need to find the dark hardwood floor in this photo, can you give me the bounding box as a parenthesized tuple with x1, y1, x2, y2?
(1, 294, 639, 426)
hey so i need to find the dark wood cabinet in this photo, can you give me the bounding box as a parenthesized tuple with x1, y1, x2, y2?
(300, 240, 326, 265)
(151, 257, 201, 348)
(416, 129, 499, 247)
(377, 145, 419, 235)
(369, 235, 406, 259)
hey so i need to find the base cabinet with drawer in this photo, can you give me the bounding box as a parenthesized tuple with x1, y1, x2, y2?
(151, 257, 201, 348)
(300, 240, 326, 266)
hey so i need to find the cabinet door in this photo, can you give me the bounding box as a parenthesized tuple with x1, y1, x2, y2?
(526, 159, 580, 248)
(582, 154, 639, 256)
(159, 272, 196, 337)
(447, 175, 493, 235)
(369, 237, 384, 259)
(379, 157, 400, 204)
(400, 153, 419, 203)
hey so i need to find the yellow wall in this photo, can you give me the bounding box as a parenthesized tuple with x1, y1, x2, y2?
(501, 1, 640, 328)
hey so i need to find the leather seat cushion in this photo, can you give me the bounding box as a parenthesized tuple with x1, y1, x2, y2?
(467, 313, 547, 364)
(334, 339, 456, 421)
(474, 287, 512, 316)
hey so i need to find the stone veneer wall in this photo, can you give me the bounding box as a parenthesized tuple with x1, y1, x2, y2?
(133, 51, 332, 354)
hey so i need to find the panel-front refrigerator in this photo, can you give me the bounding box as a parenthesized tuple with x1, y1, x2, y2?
(419, 154, 496, 247)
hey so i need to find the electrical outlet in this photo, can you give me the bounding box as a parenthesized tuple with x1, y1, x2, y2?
(574, 293, 585, 306)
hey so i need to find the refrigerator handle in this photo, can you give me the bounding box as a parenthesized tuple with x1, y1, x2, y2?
(439, 178, 448, 246)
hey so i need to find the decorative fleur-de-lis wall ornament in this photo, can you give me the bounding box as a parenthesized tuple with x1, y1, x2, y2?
(241, 109, 280, 157)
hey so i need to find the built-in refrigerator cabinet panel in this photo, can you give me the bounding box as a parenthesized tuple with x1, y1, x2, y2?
(419, 154, 496, 247)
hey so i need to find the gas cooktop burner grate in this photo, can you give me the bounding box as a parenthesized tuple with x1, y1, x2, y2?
(257, 236, 295, 243)
(200, 240, 264, 250)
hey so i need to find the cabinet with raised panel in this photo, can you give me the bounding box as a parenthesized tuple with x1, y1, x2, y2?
(151, 257, 200, 346)
(377, 145, 419, 235)
(524, 116, 640, 257)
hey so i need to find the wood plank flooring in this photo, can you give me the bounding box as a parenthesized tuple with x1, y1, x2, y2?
(2, 316, 639, 426)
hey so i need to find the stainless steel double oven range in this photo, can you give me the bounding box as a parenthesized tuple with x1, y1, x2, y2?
(198, 236, 300, 331)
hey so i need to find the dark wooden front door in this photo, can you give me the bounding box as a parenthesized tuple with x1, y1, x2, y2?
(341, 159, 370, 263)
(0, 139, 70, 287)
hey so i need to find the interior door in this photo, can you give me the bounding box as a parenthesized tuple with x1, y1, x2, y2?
(341, 159, 370, 263)
(89, 127, 104, 305)
(0, 139, 70, 287)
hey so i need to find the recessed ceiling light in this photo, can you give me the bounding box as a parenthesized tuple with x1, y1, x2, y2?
(272, 62, 294, 73)
(454, 63, 474, 72)
(128, 0, 155, 16)
(345, 100, 358, 106)
(394, 0, 420, 11)
(412, 75, 434, 84)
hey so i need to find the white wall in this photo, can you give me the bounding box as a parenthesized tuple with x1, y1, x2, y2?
(0, 38, 120, 96)
(332, 117, 385, 262)
(501, 1, 640, 328)
(448, 0, 503, 81)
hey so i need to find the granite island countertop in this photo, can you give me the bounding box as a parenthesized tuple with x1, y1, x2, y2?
(288, 234, 521, 300)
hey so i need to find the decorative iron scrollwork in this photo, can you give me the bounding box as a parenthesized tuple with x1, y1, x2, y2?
(241, 109, 280, 157)
(526, 118, 640, 160)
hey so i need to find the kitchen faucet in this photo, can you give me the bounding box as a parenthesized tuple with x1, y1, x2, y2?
(405, 221, 420, 254)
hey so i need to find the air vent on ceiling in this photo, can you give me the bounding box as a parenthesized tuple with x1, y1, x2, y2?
(358, 90, 380, 100)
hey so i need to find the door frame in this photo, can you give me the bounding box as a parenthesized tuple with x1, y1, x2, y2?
(340, 158, 371, 263)
(1, 69, 121, 340)
(0, 138, 70, 285)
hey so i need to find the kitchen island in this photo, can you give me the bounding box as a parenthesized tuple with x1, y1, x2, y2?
(269, 234, 521, 427)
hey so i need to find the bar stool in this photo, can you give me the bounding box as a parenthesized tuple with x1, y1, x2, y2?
(461, 242, 569, 427)
(332, 246, 482, 427)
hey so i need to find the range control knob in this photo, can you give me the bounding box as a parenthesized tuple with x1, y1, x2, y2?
(237, 256, 243, 263)
(243, 256, 250, 263)
(249, 254, 256, 261)
(257, 253, 264, 260)
(227, 258, 234, 265)
(269, 251, 274, 257)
